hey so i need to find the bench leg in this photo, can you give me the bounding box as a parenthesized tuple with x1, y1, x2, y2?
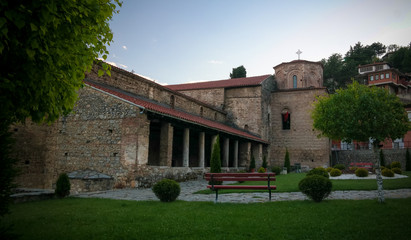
(269, 189, 272, 201)
(214, 189, 219, 203)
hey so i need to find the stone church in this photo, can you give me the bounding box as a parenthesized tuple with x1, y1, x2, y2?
(12, 59, 329, 192)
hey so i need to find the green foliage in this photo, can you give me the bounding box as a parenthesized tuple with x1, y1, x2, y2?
(271, 166, 281, 175)
(391, 161, 401, 169)
(209, 135, 222, 185)
(0, 129, 18, 216)
(55, 173, 71, 198)
(355, 168, 369, 177)
(312, 81, 409, 144)
(379, 149, 386, 167)
(406, 149, 411, 171)
(330, 168, 342, 177)
(257, 167, 266, 173)
(249, 154, 256, 172)
(326, 167, 333, 172)
(387, 45, 411, 73)
(333, 164, 346, 171)
(152, 179, 181, 202)
(284, 148, 291, 173)
(349, 167, 358, 173)
(382, 168, 394, 177)
(306, 167, 329, 179)
(391, 168, 402, 174)
(230, 65, 246, 78)
(298, 175, 332, 202)
(262, 155, 267, 169)
(0, 0, 121, 126)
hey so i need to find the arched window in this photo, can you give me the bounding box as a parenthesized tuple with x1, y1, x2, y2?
(200, 107, 203, 117)
(244, 124, 249, 131)
(282, 111, 290, 130)
(293, 75, 297, 88)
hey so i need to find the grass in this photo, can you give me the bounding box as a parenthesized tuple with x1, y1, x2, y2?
(3, 198, 411, 240)
(195, 171, 411, 194)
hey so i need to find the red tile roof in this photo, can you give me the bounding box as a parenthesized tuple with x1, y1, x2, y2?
(166, 75, 272, 91)
(85, 81, 268, 144)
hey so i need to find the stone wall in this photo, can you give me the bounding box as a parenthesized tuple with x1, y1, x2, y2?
(178, 88, 225, 110)
(332, 149, 408, 170)
(270, 88, 330, 169)
(85, 64, 227, 123)
(274, 60, 323, 89)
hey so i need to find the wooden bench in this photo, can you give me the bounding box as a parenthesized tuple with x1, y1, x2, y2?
(205, 173, 276, 203)
(350, 162, 374, 171)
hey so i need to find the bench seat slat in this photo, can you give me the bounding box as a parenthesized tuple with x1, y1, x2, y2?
(207, 185, 276, 190)
(205, 177, 276, 182)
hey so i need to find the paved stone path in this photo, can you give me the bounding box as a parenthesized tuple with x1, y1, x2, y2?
(75, 178, 411, 203)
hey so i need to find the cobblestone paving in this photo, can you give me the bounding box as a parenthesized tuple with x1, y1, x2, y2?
(75, 178, 411, 203)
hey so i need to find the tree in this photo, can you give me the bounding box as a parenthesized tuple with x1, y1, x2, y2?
(312, 81, 409, 203)
(209, 135, 222, 185)
(0, 0, 121, 216)
(387, 46, 411, 73)
(321, 53, 345, 93)
(230, 65, 246, 78)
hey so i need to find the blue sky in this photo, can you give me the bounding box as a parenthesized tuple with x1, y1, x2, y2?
(105, 0, 411, 85)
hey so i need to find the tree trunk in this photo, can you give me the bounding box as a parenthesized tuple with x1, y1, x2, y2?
(373, 141, 385, 203)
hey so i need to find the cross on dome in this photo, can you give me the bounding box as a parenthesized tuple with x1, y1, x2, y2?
(296, 49, 302, 60)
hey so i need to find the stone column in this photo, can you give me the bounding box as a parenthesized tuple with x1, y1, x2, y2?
(183, 128, 190, 167)
(234, 140, 239, 168)
(159, 122, 173, 167)
(223, 138, 229, 167)
(198, 132, 205, 168)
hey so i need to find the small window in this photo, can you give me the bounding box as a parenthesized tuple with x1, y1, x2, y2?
(386, 73, 389, 79)
(381, 74, 384, 79)
(293, 75, 297, 88)
(370, 75, 374, 81)
(376, 75, 379, 80)
(170, 95, 175, 109)
(200, 107, 203, 117)
(282, 112, 290, 130)
(214, 112, 218, 120)
(244, 124, 249, 131)
(392, 73, 396, 79)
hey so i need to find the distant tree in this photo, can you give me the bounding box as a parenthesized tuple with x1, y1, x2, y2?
(0, 0, 121, 216)
(249, 154, 256, 172)
(312, 81, 409, 203)
(321, 53, 345, 93)
(284, 148, 291, 173)
(230, 65, 247, 78)
(387, 45, 411, 73)
(262, 155, 268, 169)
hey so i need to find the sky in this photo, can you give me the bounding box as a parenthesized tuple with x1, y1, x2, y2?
(104, 0, 411, 85)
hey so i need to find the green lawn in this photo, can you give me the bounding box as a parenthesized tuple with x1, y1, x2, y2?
(3, 198, 411, 240)
(196, 171, 411, 194)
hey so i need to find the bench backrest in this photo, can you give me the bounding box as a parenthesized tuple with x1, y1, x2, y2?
(205, 173, 276, 182)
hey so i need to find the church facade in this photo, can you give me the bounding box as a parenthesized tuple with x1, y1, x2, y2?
(12, 59, 329, 192)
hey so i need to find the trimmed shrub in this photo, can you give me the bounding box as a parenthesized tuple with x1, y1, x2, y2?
(152, 179, 181, 202)
(271, 166, 281, 175)
(326, 167, 333, 172)
(385, 163, 392, 169)
(258, 167, 266, 173)
(382, 168, 394, 177)
(391, 167, 402, 174)
(330, 168, 342, 177)
(306, 167, 329, 179)
(379, 149, 386, 167)
(298, 175, 332, 202)
(333, 164, 346, 171)
(262, 155, 267, 169)
(349, 167, 358, 173)
(355, 168, 368, 177)
(209, 135, 222, 185)
(249, 154, 256, 172)
(406, 148, 411, 171)
(391, 161, 401, 169)
(284, 148, 291, 173)
(55, 173, 71, 198)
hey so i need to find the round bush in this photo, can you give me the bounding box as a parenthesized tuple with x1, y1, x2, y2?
(258, 167, 266, 173)
(271, 166, 281, 175)
(330, 168, 342, 177)
(355, 168, 369, 177)
(298, 175, 332, 202)
(349, 167, 358, 173)
(306, 167, 329, 179)
(391, 161, 401, 169)
(391, 167, 402, 174)
(333, 164, 346, 171)
(152, 179, 181, 202)
(55, 173, 71, 198)
(326, 167, 333, 172)
(382, 168, 394, 177)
